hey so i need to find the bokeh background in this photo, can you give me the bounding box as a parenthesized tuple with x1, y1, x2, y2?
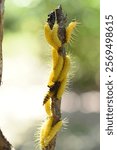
(0, 0, 100, 150)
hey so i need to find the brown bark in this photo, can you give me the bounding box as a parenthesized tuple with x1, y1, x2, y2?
(0, 129, 12, 150)
(0, 0, 5, 85)
(0, 1, 12, 150)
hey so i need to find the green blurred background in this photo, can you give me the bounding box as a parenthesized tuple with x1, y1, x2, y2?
(0, 0, 100, 150)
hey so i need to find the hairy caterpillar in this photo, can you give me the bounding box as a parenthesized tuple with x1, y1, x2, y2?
(44, 23, 62, 49)
(55, 55, 70, 100)
(51, 23, 62, 49)
(40, 118, 62, 148)
(58, 55, 70, 82)
(66, 21, 77, 43)
(44, 99, 52, 116)
(44, 23, 53, 46)
(57, 77, 67, 100)
(40, 117, 53, 148)
(48, 55, 64, 87)
(44, 120, 62, 147)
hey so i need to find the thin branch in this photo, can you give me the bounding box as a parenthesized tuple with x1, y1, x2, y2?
(0, 0, 5, 85)
(43, 5, 67, 150)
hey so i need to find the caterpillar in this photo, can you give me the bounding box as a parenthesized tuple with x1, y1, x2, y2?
(56, 56, 70, 100)
(44, 23, 53, 46)
(40, 117, 53, 148)
(58, 55, 70, 82)
(51, 23, 62, 49)
(40, 117, 62, 148)
(57, 77, 67, 100)
(66, 21, 77, 43)
(44, 23, 62, 49)
(48, 55, 64, 87)
(44, 120, 63, 147)
(44, 99, 52, 116)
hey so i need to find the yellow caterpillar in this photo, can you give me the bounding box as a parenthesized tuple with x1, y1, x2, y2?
(40, 118, 62, 148)
(51, 23, 62, 49)
(47, 47, 61, 87)
(44, 120, 62, 147)
(57, 77, 67, 100)
(40, 117, 53, 148)
(66, 21, 77, 43)
(48, 55, 64, 87)
(44, 99, 52, 116)
(44, 23, 62, 49)
(58, 55, 70, 82)
(56, 56, 70, 99)
(44, 23, 53, 46)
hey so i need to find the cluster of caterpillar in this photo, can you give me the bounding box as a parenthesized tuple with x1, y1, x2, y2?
(39, 20, 77, 149)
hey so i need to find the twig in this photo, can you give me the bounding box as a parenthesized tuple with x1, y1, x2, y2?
(43, 5, 67, 150)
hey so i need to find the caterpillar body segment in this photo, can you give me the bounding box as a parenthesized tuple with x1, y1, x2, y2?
(57, 77, 67, 100)
(43, 117, 53, 139)
(58, 55, 70, 82)
(44, 120, 63, 147)
(40, 117, 53, 148)
(39, 123, 45, 148)
(43, 91, 53, 105)
(44, 23, 62, 49)
(52, 55, 64, 81)
(44, 99, 52, 116)
(44, 23, 53, 46)
(66, 21, 77, 43)
(52, 48, 59, 69)
(48, 55, 64, 87)
(51, 23, 62, 49)
(47, 70, 55, 87)
(44, 23, 58, 49)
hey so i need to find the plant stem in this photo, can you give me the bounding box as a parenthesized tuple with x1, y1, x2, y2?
(43, 5, 67, 150)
